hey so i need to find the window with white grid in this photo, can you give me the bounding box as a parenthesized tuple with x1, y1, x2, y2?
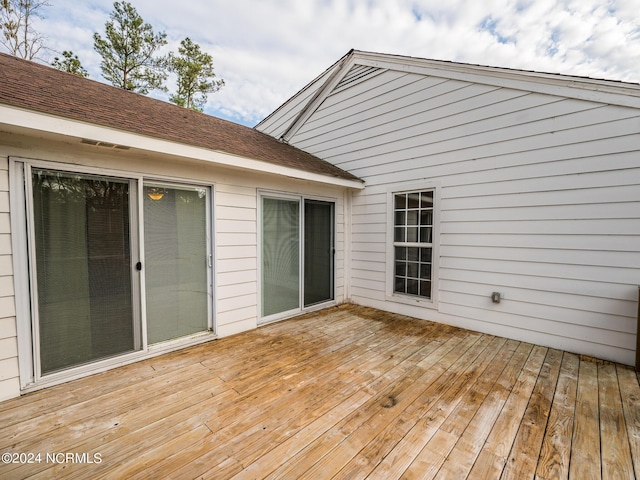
(393, 191, 433, 299)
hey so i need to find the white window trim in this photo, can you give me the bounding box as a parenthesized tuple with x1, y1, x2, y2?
(385, 181, 441, 309)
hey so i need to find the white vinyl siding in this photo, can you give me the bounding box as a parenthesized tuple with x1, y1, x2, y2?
(284, 66, 640, 366)
(0, 157, 18, 401)
(215, 184, 258, 337)
(0, 130, 348, 398)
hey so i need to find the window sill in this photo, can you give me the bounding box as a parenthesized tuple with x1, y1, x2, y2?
(385, 293, 438, 309)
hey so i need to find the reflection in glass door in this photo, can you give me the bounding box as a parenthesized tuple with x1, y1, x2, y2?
(32, 169, 138, 374)
(144, 184, 210, 344)
(261, 196, 300, 318)
(304, 200, 334, 307)
(261, 195, 335, 321)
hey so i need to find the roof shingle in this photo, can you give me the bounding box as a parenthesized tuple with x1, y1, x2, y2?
(0, 53, 361, 183)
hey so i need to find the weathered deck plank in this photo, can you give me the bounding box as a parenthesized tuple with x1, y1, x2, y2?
(466, 345, 548, 479)
(428, 341, 533, 480)
(262, 334, 480, 480)
(500, 348, 563, 480)
(618, 365, 640, 479)
(534, 352, 579, 480)
(569, 357, 602, 480)
(0, 304, 638, 480)
(599, 362, 635, 479)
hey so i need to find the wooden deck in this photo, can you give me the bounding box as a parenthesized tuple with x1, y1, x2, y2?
(1, 304, 638, 479)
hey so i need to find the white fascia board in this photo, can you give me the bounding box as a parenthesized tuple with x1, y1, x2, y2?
(353, 51, 640, 109)
(0, 104, 364, 190)
(280, 53, 364, 143)
(256, 61, 342, 132)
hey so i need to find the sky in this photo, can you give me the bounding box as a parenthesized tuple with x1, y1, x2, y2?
(13, 0, 640, 126)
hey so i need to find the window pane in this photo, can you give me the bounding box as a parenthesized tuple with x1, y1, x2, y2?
(420, 281, 432, 298)
(33, 170, 136, 374)
(407, 262, 419, 278)
(304, 200, 334, 307)
(407, 227, 418, 242)
(262, 197, 300, 317)
(407, 247, 419, 261)
(420, 248, 432, 262)
(421, 192, 433, 207)
(420, 227, 432, 243)
(420, 210, 432, 226)
(394, 226, 405, 242)
(144, 185, 208, 344)
(407, 210, 418, 226)
(395, 246, 406, 260)
(394, 211, 405, 227)
(420, 263, 431, 280)
(408, 193, 420, 208)
(394, 194, 406, 210)
(395, 261, 406, 276)
(395, 276, 406, 293)
(407, 279, 419, 295)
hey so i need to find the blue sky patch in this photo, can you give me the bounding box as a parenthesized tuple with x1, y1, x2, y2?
(479, 16, 511, 44)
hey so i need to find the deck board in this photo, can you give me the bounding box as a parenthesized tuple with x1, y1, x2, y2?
(467, 345, 548, 479)
(569, 358, 602, 480)
(618, 365, 640, 478)
(599, 362, 635, 479)
(535, 352, 579, 480)
(500, 348, 563, 480)
(0, 304, 638, 479)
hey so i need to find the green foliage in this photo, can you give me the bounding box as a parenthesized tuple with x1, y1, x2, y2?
(0, 0, 50, 60)
(93, 1, 167, 94)
(168, 37, 224, 111)
(51, 50, 88, 77)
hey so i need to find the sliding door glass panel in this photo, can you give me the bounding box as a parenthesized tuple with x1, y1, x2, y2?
(262, 197, 300, 317)
(304, 200, 334, 307)
(32, 169, 136, 374)
(144, 185, 209, 344)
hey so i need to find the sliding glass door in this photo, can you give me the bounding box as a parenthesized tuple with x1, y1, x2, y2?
(143, 184, 210, 344)
(32, 169, 138, 374)
(24, 164, 214, 381)
(261, 194, 334, 321)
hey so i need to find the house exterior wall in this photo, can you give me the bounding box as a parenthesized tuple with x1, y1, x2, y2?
(0, 131, 347, 400)
(276, 68, 640, 365)
(0, 156, 18, 401)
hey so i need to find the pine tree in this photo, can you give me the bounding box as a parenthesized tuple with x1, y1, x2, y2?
(168, 37, 224, 111)
(51, 50, 88, 77)
(93, 1, 167, 94)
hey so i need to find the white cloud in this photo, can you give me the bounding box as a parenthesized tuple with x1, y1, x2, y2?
(13, 0, 640, 126)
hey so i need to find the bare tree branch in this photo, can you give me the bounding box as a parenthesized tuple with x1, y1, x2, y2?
(0, 0, 50, 60)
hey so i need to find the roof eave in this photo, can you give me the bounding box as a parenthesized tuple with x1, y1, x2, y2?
(1, 103, 365, 189)
(350, 50, 640, 107)
(269, 50, 640, 142)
